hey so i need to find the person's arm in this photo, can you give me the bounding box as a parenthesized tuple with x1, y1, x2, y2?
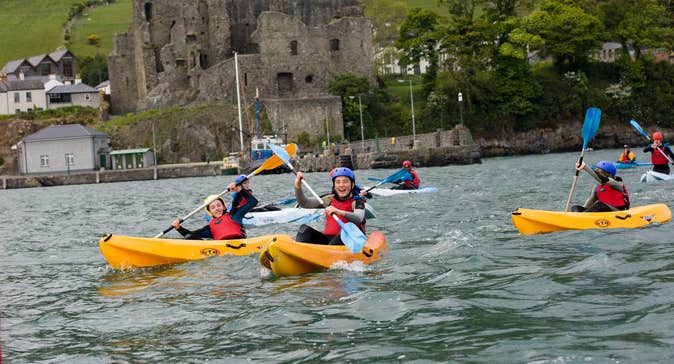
(644, 145, 653, 153)
(229, 189, 258, 224)
(172, 220, 212, 239)
(582, 189, 597, 209)
(294, 172, 324, 208)
(580, 163, 605, 184)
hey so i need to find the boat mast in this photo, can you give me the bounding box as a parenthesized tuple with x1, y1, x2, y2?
(255, 88, 261, 138)
(234, 52, 244, 154)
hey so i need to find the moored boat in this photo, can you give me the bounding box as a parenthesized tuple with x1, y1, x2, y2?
(100, 234, 293, 269)
(511, 204, 672, 235)
(259, 231, 388, 277)
(369, 187, 438, 196)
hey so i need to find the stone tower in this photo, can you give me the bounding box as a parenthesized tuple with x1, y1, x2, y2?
(109, 0, 374, 141)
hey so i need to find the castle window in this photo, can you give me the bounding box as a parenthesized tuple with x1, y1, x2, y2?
(144, 3, 152, 21)
(290, 40, 298, 55)
(244, 73, 248, 86)
(305, 75, 313, 83)
(176, 59, 186, 67)
(186, 34, 197, 43)
(330, 39, 340, 51)
(199, 54, 209, 68)
(277, 73, 294, 97)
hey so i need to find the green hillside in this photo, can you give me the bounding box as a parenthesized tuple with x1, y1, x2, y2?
(68, 0, 132, 59)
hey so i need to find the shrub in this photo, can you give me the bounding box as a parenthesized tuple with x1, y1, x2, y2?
(87, 33, 101, 45)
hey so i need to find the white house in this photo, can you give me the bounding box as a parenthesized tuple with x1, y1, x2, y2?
(95, 80, 110, 95)
(14, 124, 111, 174)
(0, 79, 47, 114)
(47, 83, 100, 109)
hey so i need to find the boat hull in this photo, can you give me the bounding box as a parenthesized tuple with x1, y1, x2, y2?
(369, 187, 438, 196)
(242, 208, 323, 227)
(616, 162, 651, 169)
(511, 204, 672, 235)
(100, 234, 293, 269)
(259, 231, 388, 277)
(640, 170, 674, 183)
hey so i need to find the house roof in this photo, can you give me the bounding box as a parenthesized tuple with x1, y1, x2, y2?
(47, 83, 98, 94)
(23, 124, 108, 142)
(49, 49, 72, 62)
(44, 79, 64, 91)
(95, 80, 110, 89)
(110, 148, 152, 155)
(0, 79, 45, 91)
(28, 54, 47, 67)
(1, 59, 27, 74)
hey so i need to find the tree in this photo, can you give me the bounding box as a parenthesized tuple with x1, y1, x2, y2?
(513, 0, 603, 70)
(79, 54, 109, 86)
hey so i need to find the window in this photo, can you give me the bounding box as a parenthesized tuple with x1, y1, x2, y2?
(290, 40, 298, 55)
(85, 94, 91, 101)
(26, 92, 32, 102)
(66, 153, 75, 166)
(330, 39, 340, 51)
(14, 92, 19, 102)
(144, 2, 152, 21)
(27, 108, 32, 113)
(40, 62, 51, 75)
(305, 75, 313, 83)
(15, 109, 20, 114)
(40, 155, 49, 167)
(49, 93, 72, 103)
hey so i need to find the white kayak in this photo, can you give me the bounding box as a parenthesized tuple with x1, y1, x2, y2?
(242, 203, 377, 227)
(242, 208, 322, 227)
(640, 170, 674, 183)
(369, 187, 439, 196)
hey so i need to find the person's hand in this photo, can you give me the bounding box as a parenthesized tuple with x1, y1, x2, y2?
(359, 189, 368, 197)
(171, 220, 181, 229)
(227, 182, 239, 192)
(324, 206, 341, 217)
(295, 172, 304, 189)
(575, 161, 586, 171)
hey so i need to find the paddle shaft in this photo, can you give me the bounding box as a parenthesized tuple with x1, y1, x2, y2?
(285, 161, 344, 226)
(564, 151, 586, 212)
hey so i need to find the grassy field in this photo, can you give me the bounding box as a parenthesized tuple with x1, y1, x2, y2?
(0, 0, 81, 66)
(68, 0, 132, 59)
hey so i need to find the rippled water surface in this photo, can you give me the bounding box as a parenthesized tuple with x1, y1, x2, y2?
(2, 149, 674, 363)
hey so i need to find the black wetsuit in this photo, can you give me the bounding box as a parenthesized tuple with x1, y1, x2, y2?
(644, 144, 674, 174)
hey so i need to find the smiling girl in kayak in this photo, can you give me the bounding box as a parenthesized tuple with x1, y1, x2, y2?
(571, 160, 630, 212)
(294, 167, 366, 245)
(172, 182, 258, 240)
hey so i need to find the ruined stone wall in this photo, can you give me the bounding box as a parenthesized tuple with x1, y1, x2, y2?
(265, 96, 344, 140)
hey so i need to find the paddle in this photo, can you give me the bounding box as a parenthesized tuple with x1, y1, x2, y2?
(267, 142, 367, 253)
(564, 107, 602, 212)
(630, 119, 674, 164)
(154, 144, 297, 238)
(365, 168, 409, 192)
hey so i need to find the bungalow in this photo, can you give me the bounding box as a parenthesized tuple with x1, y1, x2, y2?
(47, 83, 100, 109)
(0, 79, 47, 114)
(1, 49, 77, 83)
(14, 124, 111, 174)
(110, 148, 155, 170)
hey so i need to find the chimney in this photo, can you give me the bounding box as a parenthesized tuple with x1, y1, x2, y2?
(75, 73, 81, 85)
(49, 74, 56, 81)
(19, 71, 24, 80)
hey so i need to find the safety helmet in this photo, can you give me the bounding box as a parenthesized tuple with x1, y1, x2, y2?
(623, 144, 629, 149)
(203, 194, 225, 216)
(331, 167, 355, 182)
(234, 174, 248, 185)
(402, 160, 412, 168)
(595, 160, 616, 178)
(653, 132, 663, 140)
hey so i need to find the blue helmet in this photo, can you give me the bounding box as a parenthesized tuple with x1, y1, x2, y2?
(331, 167, 355, 182)
(234, 174, 248, 185)
(595, 160, 616, 177)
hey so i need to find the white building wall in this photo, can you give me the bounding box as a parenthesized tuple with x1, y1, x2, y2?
(0, 92, 8, 114)
(48, 92, 100, 109)
(23, 138, 95, 173)
(4, 89, 47, 114)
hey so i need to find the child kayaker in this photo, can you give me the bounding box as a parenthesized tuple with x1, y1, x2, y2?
(392, 160, 420, 190)
(172, 182, 258, 240)
(643, 132, 674, 174)
(571, 160, 630, 212)
(618, 145, 635, 164)
(230, 174, 279, 212)
(294, 167, 366, 245)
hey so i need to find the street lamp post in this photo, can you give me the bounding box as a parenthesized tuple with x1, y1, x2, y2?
(458, 92, 464, 125)
(398, 79, 416, 149)
(349, 95, 365, 152)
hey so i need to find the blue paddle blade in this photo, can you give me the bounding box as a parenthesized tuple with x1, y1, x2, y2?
(630, 119, 649, 140)
(267, 142, 290, 164)
(367, 177, 385, 182)
(383, 168, 408, 184)
(334, 218, 367, 253)
(582, 107, 601, 149)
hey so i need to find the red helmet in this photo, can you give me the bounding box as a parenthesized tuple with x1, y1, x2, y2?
(402, 160, 412, 168)
(653, 132, 663, 140)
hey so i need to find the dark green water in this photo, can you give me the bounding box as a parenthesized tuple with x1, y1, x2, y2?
(2, 149, 674, 363)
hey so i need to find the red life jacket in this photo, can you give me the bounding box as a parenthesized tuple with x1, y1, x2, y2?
(323, 197, 365, 236)
(651, 147, 670, 165)
(236, 189, 253, 207)
(209, 213, 244, 240)
(595, 182, 630, 209)
(403, 170, 420, 188)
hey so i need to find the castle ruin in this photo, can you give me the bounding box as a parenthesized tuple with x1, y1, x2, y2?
(109, 0, 374, 141)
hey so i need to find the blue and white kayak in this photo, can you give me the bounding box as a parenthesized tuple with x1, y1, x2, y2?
(369, 187, 438, 196)
(242, 208, 323, 227)
(616, 162, 652, 169)
(640, 170, 674, 183)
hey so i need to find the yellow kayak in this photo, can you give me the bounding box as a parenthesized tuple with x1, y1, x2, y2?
(100, 233, 293, 269)
(512, 203, 672, 235)
(259, 231, 388, 277)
